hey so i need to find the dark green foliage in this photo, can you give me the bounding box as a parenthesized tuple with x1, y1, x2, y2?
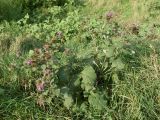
(0, 0, 22, 21)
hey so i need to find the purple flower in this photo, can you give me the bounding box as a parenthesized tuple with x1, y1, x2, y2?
(36, 81, 45, 92)
(26, 59, 33, 65)
(106, 11, 114, 20)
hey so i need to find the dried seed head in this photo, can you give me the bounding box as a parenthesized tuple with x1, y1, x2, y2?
(37, 95, 45, 107)
(56, 31, 62, 38)
(131, 23, 139, 35)
(43, 69, 51, 76)
(43, 44, 50, 50)
(34, 48, 41, 54)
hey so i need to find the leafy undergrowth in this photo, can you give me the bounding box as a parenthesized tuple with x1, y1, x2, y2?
(0, 0, 160, 120)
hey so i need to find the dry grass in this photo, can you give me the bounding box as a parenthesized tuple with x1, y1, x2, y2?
(88, 0, 159, 24)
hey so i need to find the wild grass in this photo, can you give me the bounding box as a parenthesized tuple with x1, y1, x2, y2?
(88, 0, 160, 24)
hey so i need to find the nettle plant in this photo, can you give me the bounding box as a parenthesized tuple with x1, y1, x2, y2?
(21, 16, 124, 112)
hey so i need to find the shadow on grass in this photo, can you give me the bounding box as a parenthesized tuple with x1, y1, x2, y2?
(19, 37, 43, 54)
(121, 37, 157, 71)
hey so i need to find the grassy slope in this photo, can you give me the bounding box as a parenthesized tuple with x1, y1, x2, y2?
(85, 1, 160, 119)
(0, 0, 160, 120)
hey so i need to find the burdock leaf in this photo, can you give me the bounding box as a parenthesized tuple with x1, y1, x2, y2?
(88, 92, 106, 110)
(112, 58, 124, 70)
(81, 66, 97, 92)
(81, 66, 96, 85)
(63, 94, 73, 109)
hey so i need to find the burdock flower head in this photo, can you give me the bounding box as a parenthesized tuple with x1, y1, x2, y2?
(36, 80, 45, 92)
(106, 11, 114, 21)
(26, 59, 33, 65)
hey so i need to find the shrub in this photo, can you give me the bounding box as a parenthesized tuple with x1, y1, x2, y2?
(17, 12, 124, 115)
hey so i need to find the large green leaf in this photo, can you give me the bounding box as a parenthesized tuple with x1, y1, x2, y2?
(88, 92, 106, 110)
(111, 58, 124, 70)
(105, 47, 115, 58)
(63, 93, 73, 109)
(28, 50, 34, 57)
(81, 66, 97, 92)
(81, 66, 97, 84)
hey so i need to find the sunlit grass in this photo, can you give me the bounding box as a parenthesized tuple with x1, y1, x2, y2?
(88, 0, 160, 24)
